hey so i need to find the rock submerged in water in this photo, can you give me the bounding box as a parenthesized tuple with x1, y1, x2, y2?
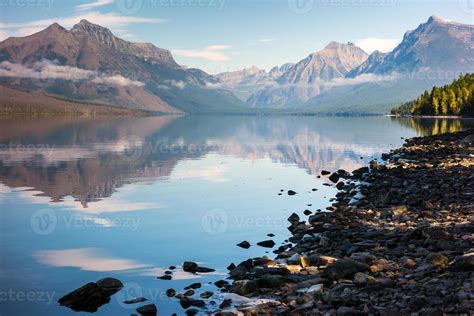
(179, 297, 206, 309)
(237, 241, 251, 249)
(136, 303, 157, 315)
(219, 298, 232, 309)
(257, 240, 275, 248)
(184, 282, 201, 290)
(182, 261, 215, 273)
(200, 291, 214, 299)
(214, 280, 229, 288)
(287, 212, 300, 225)
(123, 297, 147, 304)
(328, 172, 340, 183)
(58, 278, 123, 312)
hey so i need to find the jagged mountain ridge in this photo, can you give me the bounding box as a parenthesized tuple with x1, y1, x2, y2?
(304, 16, 474, 114)
(217, 42, 369, 108)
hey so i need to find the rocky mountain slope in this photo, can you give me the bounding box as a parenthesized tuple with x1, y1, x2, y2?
(0, 20, 245, 114)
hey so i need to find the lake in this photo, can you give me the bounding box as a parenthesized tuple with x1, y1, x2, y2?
(0, 116, 472, 315)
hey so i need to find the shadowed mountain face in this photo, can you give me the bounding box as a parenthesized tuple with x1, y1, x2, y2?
(0, 20, 245, 113)
(1, 116, 472, 209)
(349, 16, 474, 77)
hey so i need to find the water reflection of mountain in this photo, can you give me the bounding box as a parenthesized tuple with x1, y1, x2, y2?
(0, 116, 469, 208)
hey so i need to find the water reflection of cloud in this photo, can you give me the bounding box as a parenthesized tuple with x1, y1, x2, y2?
(61, 196, 158, 214)
(171, 162, 229, 183)
(0, 139, 146, 164)
(34, 248, 147, 272)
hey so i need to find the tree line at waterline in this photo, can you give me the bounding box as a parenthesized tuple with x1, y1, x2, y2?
(391, 74, 474, 117)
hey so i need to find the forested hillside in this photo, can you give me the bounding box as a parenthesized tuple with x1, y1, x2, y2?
(391, 74, 474, 116)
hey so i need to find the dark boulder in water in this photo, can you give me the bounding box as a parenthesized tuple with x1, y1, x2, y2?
(182, 261, 215, 273)
(124, 297, 146, 304)
(328, 172, 340, 183)
(237, 241, 251, 249)
(58, 277, 123, 312)
(257, 240, 276, 248)
(136, 303, 157, 315)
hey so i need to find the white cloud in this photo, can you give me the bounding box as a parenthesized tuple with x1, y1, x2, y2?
(0, 11, 165, 40)
(92, 74, 144, 87)
(325, 73, 399, 87)
(169, 80, 186, 89)
(257, 38, 275, 43)
(173, 45, 231, 62)
(0, 60, 145, 87)
(75, 0, 114, 11)
(355, 38, 399, 53)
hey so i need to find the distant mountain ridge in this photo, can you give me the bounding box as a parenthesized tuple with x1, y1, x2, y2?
(217, 42, 369, 108)
(0, 16, 472, 115)
(218, 16, 474, 113)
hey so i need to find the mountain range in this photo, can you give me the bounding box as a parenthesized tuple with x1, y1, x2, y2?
(0, 20, 244, 114)
(0, 16, 472, 114)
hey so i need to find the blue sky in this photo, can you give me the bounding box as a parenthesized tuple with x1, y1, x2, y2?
(0, 0, 472, 73)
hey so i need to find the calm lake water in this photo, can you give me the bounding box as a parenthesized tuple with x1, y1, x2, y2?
(0, 116, 472, 315)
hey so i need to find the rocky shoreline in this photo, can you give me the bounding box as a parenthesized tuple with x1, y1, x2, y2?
(216, 129, 474, 315)
(57, 130, 473, 315)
